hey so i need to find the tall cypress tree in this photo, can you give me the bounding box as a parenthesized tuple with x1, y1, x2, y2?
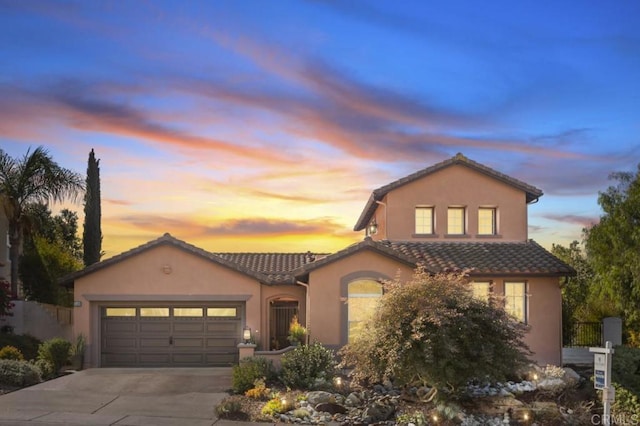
(82, 149, 102, 266)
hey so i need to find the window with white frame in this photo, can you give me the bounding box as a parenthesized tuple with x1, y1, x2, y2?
(415, 206, 434, 235)
(447, 207, 465, 235)
(347, 279, 383, 343)
(504, 282, 527, 322)
(478, 207, 497, 235)
(472, 281, 491, 302)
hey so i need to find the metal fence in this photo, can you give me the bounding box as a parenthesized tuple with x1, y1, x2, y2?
(564, 321, 602, 347)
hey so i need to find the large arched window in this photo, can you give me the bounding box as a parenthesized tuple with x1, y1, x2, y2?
(347, 279, 383, 343)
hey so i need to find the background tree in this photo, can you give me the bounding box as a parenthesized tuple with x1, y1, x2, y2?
(19, 204, 82, 305)
(0, 146, 84, 298)
(585, 165, 640, 345)
(551, 241, 598, 341)
(82, 149, 102, 267)
(339, 267, 530, 399)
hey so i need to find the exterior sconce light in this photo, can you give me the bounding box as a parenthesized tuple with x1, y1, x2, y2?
(162, 264, 172, 274)
(368, 221, 378, 235)
(243, 326, 251, 343)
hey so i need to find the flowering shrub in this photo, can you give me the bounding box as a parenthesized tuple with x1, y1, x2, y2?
(232, 356, 275, 394)
(287, 315, 307, 346)
(0, 345, 24, 361)
(0, 278, 15, 317)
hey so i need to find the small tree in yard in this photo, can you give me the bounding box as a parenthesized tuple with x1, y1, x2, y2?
(339, 267, 531, 399)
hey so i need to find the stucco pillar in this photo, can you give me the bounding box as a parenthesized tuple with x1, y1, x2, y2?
(237, 343, 256, 360)
(603, 317, 622, 346)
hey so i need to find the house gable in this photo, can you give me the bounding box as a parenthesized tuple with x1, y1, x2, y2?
(354, 153, 543, 241)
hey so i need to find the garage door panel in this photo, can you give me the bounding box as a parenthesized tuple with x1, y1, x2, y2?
(173, 322, 205, 333)
(139, 353, 171, 364)
(173, 337, 204, 348)
(139, 322, 171, 333)
(105, 337, 137, 348)
(104, 322, 137, 333)
(103, 353, 137, 365)
(101, 304, 241, 367)
(140, 338, 171, 348)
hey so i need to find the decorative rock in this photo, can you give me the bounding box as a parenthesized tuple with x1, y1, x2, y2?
(362, 401, 395, 423)
(315, 402, 347, 414)
(344, 392, 361, 407)
(562, 367, 581, 387)
(537, 378, 565, 392)
(306, 390, 335, 405)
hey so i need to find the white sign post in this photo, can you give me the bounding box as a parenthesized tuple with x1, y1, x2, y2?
(590, 341, 615, 426)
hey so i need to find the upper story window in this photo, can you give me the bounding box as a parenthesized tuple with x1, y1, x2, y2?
(415, 206, 434, 235)
(347, 279, 383, 343)
(472, 281, 492, 302)
(504, 281, 527, 323)
(478, 207, 497, 235)
(447, 207, 466, 235)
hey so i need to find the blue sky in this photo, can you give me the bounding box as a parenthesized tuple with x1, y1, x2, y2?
(1, 1, 639, 257)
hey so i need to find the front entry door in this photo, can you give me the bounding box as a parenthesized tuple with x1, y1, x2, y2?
(270, 301, 298, 350)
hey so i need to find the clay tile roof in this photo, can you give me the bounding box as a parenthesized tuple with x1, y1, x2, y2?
(379, 240, 575, 277)
(215, 252, 329, 284)
(60, 233, 328, 286)
(354, 153, 544, 231)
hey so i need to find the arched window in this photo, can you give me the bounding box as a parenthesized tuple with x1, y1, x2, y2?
(347, 279, 383, 343)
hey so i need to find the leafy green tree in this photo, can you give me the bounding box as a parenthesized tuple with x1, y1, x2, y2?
(339, 267, 530, 399)
(82, 149, 102, 266)
(0, 146, 83, 298)
(585, 165, 640, 345)
(18, 204, 82, 305)
(551, 241, 596, 340)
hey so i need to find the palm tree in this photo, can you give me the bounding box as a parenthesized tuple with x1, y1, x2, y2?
(0, 146, 84, 298)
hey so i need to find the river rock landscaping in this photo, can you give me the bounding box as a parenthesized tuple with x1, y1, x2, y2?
(216, 364, 599, 425)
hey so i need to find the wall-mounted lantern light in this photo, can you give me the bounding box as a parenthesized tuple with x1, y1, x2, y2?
(368, 221, 378, 236)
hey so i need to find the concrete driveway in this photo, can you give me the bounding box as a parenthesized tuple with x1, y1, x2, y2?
(0, 368, 263, 426)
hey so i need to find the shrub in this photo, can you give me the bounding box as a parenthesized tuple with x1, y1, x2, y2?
(245, 378, 270, 400)
(288, 315, 307, 346)
(339, 267, 531, 398)
(231, 356, 275, 394)
(280, 342, 336, 389)
(260, 395, 294, 417)
(612, 345, 640, 394)
(611, 383, 640, 420)
(0, 359, 42, 387)
(0, 345, 24, 361)
(215, 395, 246, 420)
(0, 278, 14, 317)
(37, 337, 71, 374)
(32, 359, 55, 380)
(0, 334, 41, 361)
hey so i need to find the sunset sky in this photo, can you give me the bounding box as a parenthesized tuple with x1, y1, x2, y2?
(1, 1, 639, 258)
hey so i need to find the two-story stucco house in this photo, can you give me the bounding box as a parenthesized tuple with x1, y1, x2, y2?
(63, 153, 574, 368)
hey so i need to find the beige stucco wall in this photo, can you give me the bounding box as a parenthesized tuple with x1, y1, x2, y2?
(307, 250, 414, 346)
(73, 244, 299, 367)
(307, 251, 562, 366)
(371, 164, 529, 242)
(473, 276, 563, 366)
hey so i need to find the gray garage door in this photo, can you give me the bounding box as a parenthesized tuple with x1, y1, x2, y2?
(101, 304, 242, 367)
